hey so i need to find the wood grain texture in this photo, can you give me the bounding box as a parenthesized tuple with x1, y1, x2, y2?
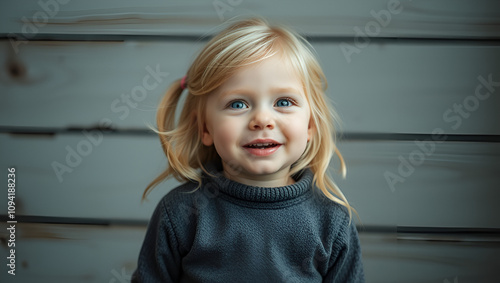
(1, 0, 499, 39)
(1, 40, 499, 134)
(0, 2, 498, 282)
(1, 133, 499, 228)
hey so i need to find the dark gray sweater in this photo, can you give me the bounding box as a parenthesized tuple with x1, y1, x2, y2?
(132, 162, 365, 282)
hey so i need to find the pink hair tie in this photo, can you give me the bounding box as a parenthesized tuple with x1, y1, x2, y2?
(180, 75, 187, 90)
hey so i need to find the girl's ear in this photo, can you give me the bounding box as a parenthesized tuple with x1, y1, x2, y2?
(307, 118, 315, 141)
(202, 122, 214, 146)
(193, 109, 213, 146)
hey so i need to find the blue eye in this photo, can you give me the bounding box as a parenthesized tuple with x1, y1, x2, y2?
(275, 98, 292, 107)
(229, 101, 247, 109)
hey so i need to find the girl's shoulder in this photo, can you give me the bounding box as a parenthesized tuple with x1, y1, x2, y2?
(310, 189, 351, 218)
(157, 180, 204, 213)
(146, 181, 205, 256)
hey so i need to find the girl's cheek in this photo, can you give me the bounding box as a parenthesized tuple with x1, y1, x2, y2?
(215, 120, 240, 141)
(278, 113, 309, 127)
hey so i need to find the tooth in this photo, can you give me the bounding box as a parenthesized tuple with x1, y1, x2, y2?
(245, 142, 277, 148)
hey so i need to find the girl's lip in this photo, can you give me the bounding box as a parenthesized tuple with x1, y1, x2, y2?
(243, 144, 281, 157)
(242, 139, 282, 156)
(242, 139, 281, 147)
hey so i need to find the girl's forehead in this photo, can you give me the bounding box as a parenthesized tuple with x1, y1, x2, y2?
(220, 56, 303, 90)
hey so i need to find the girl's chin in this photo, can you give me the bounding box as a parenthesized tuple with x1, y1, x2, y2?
(233, 165, 290, 178)
(222, 159, 292, 177)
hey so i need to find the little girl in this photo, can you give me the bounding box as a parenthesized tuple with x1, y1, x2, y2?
(132, 17, 365, 283)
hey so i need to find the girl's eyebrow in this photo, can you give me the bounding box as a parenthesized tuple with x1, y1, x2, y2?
(219, 88, 249, 98)
(219, 87, 301, 97)
(270, 87, 302, 95)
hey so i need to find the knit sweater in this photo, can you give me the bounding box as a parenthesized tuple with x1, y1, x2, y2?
(132, 162, 365, 283)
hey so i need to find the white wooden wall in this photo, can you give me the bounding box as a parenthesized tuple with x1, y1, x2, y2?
(1, 1, 499, 282)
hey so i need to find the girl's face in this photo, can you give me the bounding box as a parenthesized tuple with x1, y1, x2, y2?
(202, 55, 313, 187)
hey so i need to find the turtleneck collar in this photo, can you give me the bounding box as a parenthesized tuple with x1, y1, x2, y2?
(202, 161, 313, 203)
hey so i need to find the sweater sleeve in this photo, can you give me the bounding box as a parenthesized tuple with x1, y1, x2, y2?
(324, 218, 365, 283)
(132, 199, 182, 283)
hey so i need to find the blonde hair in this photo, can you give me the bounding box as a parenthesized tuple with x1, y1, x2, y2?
(144, 17, 355, 220)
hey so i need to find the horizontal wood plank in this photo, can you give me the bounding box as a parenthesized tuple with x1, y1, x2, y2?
(1, 40, 499, 134)
(336, 141, 500, 228)
(0, 133, 171, 221)
(361, 233, 500, 283)
(0, 223, 498, 282)
(1, 134, 499, 228)
(1, 1, 499, 39)
(0, 223, 144, 283)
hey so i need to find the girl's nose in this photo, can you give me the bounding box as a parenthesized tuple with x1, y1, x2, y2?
(249, 109, 275, 130)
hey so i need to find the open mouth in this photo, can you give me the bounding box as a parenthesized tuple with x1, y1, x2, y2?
(243, 142, 280, 149)
(242, 140, 282, 156)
